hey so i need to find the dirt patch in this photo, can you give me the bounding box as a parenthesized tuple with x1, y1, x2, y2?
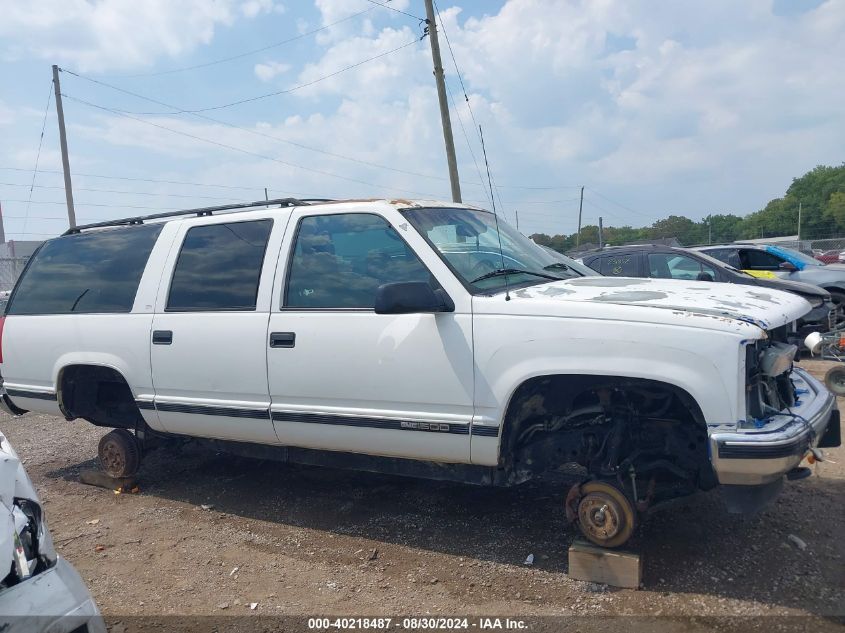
(2, 360, 843, 627)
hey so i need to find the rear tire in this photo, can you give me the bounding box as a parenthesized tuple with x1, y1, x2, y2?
(824, 365, 845, 396)
(98, 429, 141, 478)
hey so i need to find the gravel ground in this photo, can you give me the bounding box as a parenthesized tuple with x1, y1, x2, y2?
(2, 360, 843, 631)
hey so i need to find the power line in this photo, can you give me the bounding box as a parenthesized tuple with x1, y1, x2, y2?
(60, 69, 488, 187)
(23, 81, 54, 237)
(97, 37, 425, 115)
(364, 0, 425, 20)
(62, 93, 444, 199)
(586, 187, 654, 220)
(0, 181, 251, 202)
(110, 7, 376, 78)
(0, 166, 296, 192)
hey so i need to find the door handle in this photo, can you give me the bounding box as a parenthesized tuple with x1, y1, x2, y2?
(269, 332, 295, 348)
(152, 330, 173, 345)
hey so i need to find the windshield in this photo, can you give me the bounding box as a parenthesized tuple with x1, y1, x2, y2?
(401, 207, 577, 292)
(766, 245, 823, 267)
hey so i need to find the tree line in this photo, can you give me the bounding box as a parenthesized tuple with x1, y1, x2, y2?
(531, 163, 845, 253)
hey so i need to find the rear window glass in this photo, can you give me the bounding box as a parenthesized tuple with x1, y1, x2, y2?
(167, 219, 272, 311)
(7, 224, 162, 315)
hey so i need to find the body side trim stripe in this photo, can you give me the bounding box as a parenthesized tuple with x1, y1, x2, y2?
(153, 401, 270, 420)
(272, 410, 470, 435)
(6, 388, 56, 401)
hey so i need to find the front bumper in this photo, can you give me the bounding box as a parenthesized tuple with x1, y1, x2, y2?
(709, 367, 838, 485)
(0, 557, 105, 633)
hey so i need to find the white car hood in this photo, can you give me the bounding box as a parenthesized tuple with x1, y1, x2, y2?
(510, 276, 810, 330)
(1, 429, 43, 583)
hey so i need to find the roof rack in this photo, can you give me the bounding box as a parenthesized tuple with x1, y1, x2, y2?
(64, 197, 333, 235)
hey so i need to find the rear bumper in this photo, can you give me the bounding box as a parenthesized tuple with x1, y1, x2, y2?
(0, 557, 106, 633)
(709, 367, 837, 485)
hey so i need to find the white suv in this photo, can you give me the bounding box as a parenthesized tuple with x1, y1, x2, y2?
(0, 198, 839, 548)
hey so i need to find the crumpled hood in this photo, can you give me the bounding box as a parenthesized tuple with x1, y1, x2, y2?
(510, 276, 811, 330)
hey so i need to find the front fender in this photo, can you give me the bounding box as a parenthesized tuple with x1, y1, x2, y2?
(470, 315, 747, 466)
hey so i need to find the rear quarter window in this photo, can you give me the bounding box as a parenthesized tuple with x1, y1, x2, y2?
(7, 224, 162, 315)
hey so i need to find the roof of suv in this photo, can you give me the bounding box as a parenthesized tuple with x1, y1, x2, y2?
(65, 198, 483, 235)
(578, 244, 691, 259)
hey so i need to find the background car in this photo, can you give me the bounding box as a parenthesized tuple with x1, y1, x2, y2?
(814, 249, 843, 264)
(697, 243, 845, 311)
(0, 428, 105, 632)
(578, 244, 837, 336)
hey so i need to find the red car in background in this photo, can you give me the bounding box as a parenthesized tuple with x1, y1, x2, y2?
(814, 249, 843, 264)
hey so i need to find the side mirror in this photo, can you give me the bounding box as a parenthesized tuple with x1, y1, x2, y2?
(696, 272, 714, 282)
(779, 261, 798, 272)
(374, 282, 454, 314)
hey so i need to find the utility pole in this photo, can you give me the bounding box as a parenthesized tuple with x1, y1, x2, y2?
(424, 0, 461, 203)
(797, 201, 802, 242)
(575, 186, 584, 246)
(52, 65, 76, 229)
(598, 216, 603, 249)
(708, 214, 712, 245)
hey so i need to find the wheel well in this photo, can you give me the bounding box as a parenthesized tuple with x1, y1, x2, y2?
(58, 365, 142, 429)
(821, 287, 845, 297)
(499, 374, 716, 498)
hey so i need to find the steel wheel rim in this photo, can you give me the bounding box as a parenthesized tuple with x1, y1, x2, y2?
(101, 440, 126, 476)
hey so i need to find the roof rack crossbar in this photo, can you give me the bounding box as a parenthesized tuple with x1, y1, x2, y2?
(63, 197, 311, 235)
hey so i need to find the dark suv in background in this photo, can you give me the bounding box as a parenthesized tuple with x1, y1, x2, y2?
(577, 244, 836, 337)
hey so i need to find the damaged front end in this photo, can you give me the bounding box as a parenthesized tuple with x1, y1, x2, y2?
(709, 329, 840, 506)
(0, 430, 104, 632)
(0, 433, 57, 591)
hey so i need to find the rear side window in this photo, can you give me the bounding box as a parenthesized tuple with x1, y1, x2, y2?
(167, 220, 272, 311)
(7, 224, 162, 315)
(597, 253, 638, 276)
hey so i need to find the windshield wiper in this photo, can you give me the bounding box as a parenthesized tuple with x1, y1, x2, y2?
(471, 268, 561, 284)
(543, 262, 582, 277)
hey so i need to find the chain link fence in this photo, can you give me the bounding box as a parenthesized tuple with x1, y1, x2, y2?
(0, 256, 30, 293)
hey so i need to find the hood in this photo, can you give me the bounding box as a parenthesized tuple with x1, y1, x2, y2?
(509, 276, 810, 331)
(751, 276, 829, 298)
(817, 263, 845, 272)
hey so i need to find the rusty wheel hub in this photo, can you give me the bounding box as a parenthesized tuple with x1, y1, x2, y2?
(578, 491, 623, 542)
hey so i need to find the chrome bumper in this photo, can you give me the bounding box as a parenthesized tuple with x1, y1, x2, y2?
(709, 367, 837, 485)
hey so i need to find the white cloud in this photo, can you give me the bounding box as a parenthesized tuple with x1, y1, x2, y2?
(254, 61, 292, 82)
(0, 100, 15, 126)
(0, 0, 250, 72)
(241, 0, 285, 18)
(11, 0, 844, 238)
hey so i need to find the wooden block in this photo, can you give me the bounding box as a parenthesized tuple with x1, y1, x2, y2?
(78, 469, 137, 491)
(568, 539, 641, 589)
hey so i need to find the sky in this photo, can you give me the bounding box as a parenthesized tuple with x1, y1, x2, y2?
(0, 0, 842, 241)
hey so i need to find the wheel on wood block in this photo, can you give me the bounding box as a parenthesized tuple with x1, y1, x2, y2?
(98, 429, 141, 478)
(825, 365, 845, 396)
(575, 481, 636, 549)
